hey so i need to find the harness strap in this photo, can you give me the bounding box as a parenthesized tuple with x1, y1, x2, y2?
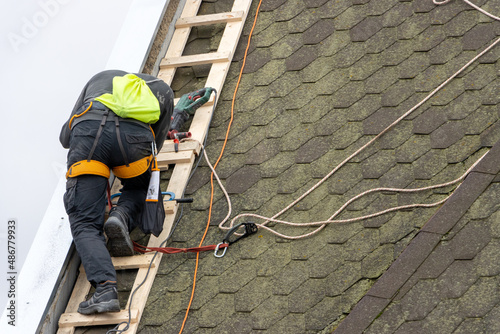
(67, 108, 155, 179)
(66, 160, 110, 178)
(112, 155, 153, 179)
(115, 118, 129, 166)
(68, 102, 93, 129)
(87, 112, 108, 161)
(66, 155, 153, 179)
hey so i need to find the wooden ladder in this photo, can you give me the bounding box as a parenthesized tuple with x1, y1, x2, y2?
(57, 0, 252, 332)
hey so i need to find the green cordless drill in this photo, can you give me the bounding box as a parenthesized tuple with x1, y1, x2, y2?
(167, 87, 214, 140)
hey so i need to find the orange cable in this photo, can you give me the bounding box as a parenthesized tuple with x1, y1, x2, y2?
(178, 1, 263, 333)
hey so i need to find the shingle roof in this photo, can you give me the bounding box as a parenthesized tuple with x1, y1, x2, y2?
(136, 1, 500, 333)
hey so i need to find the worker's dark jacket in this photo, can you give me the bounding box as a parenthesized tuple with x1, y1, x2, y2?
(60, 69, 172, 152)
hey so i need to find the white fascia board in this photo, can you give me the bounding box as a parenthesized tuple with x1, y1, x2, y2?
(0, 0, 169, 332)
(105, 0, 169, 73)
(2, 176, 70, 334)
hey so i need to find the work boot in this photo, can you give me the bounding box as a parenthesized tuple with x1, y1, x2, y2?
(77, 281, 120, 315)
(104, 208, 134, 257)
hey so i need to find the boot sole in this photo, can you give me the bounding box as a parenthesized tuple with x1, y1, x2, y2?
(104, 217, 134, 257)
(77, 299, 120, 315)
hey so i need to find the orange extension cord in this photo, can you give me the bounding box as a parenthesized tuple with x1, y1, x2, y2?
(178, 1, 263, 333)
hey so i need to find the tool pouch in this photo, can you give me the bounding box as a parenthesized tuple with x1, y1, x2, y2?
(140, 156, 165, 237)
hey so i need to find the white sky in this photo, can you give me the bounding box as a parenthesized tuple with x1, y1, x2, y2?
(0, 0, 167, 330)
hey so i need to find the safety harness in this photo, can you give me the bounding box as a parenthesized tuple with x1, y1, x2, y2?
(66, 73, 161, 180)
(66, 101, 155, 179)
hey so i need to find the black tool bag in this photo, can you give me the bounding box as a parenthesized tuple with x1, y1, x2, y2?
(140, 157, 164, 237)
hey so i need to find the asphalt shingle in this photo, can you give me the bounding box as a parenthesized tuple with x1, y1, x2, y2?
(350, 16, 384, 42)
(136, 1, 500, 333)
(462, 23, 498, 50)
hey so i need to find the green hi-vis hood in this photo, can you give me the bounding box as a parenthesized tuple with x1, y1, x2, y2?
(95, 74, 160, 124)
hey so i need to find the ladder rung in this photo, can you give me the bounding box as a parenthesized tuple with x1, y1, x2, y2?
(175, 11, 244, 28)
(157, 151, 194, 170)
(59, 309, 139, 328)
(160, 51, 231, 68)
(111, 254, 156, 270)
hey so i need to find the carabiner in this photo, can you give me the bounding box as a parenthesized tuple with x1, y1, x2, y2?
(214, 242, 227, 258)
(151, 141, 158, 157)
(214, 223, 258, 258)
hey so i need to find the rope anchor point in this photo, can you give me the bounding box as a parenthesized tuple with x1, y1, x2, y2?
(214, 222, 258, 258)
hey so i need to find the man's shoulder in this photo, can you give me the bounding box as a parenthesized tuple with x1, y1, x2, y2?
(134, 72, 156, 81)
(89, 70, 165, 86)
(137, 74, 171, 94)
(88, 69, 128, 83)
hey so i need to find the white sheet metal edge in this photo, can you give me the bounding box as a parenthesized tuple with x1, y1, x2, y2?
(0, 1, 169, 332)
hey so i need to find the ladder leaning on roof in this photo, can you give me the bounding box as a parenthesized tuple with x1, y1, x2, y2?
(56, 0, 253, 332)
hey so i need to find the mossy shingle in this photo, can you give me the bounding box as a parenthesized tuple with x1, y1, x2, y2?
(145, 1, 500, 333)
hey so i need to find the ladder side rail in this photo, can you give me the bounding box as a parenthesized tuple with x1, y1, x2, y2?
(188, 0, 252, 144)
(123, 158, 196, 333)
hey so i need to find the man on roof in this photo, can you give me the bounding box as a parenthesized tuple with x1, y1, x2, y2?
(60, 69, 211, 315)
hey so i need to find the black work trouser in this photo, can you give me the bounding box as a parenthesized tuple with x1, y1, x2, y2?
(63, 120, 153, 286)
